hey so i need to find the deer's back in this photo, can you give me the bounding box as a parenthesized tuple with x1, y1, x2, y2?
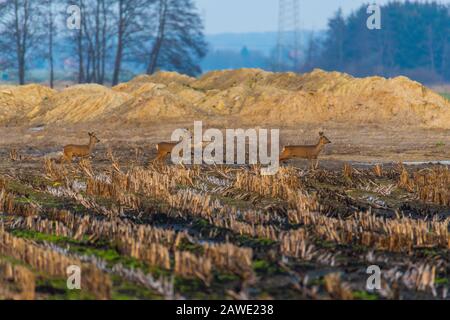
(283, 145, 318, 158)
(156, 142, 178, 153)
(64, 144, 90, 156)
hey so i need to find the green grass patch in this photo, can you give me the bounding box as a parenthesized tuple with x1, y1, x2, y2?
(174, 277, 209, 298)
(236, 235, 277, 248)
(252, 259, 279, 275)
(435, 277, 448, 285)
(110, 275, 163, 300)
(36, 278, 95, 300)
(5, 180, 68, 209)
(10, 230, 167, 300)
(177, 240, 204, 255)
(10, 229, 71, 244)
(352, 290, 379, 300)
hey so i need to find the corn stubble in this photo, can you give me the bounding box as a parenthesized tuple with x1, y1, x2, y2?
(0, 157, 448, 299)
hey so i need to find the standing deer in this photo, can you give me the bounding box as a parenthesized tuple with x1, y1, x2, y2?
(279, 132, 331, 169)
(62, 132, 100, 163)
(153, 129, 192, 163)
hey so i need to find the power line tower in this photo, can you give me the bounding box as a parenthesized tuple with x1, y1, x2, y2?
(276, 0, 301, 71)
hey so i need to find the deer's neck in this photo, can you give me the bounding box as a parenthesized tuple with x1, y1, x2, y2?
(182, 135, 192, 144)
(314, 142, 325, 154)
(88, 139, 97, 152)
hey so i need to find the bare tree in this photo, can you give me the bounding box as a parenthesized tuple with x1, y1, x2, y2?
(146, 0, 168, 74)
(145, 0, 207, 76)
(0, 0, 43, 84)
(67, 0, 111, 84)
(43, 0, 56, 88)
(77, 0, 85, 83)
(112, 0, 152, 85)
(83, 0, 110, 84)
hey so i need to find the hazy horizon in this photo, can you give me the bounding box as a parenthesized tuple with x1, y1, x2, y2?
(196, 0, 450, 34)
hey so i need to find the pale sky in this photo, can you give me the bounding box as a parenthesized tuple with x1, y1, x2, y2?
(195, 0, 450, 34)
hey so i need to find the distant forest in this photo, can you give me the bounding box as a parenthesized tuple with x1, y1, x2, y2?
(302, 1, 450, 84)
(204, 2, 450, 85)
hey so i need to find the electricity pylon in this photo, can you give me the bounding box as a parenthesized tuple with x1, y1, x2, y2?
(276, 0, 301, 71)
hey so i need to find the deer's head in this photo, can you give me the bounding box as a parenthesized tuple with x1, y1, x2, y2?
(181, 128, 192, 140)
(88, 132, 101, 144)
(319, 132, 331, 145)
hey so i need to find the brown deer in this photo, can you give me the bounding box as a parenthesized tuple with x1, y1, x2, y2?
(154, 129, 192, 163)
(279, 132, 331, 169)
(62, 132, 100, 163)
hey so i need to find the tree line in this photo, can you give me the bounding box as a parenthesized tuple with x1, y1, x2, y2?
(0, 0, 207, 86)
(301, 1, 450, 84)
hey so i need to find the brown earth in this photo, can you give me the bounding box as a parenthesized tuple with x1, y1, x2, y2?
(0, 122, 449, 168)
(0, 84, 55, 125)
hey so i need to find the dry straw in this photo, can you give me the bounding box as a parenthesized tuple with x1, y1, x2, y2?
(174, 251, 212, 285)
(203, 243, 254, 279)
(0, 227, 112, 299)
(0, 260, 35, 300)
(324, 273, 354, 300)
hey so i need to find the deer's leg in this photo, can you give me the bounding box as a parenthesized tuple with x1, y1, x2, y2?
(62, 153, 72, 164)
(279, 153, 289, 163)
(154, 151, 171, 163)
(278, 149, 287, 163)
(164, 152, 171, 162)
(315, 158, 319, 170)
(153, 152, 164, 163)
(309, 158, 315, 170)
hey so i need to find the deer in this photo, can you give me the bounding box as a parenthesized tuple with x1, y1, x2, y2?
(279, 132, 331, 170)
(153, 129, 192, 163)
(62, 132, 100, 163)
(154, 128, 210, 163)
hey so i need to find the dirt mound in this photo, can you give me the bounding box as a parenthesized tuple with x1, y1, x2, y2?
(190, 68, 340, 91)
(106, 83, 206, 123)
(30, 84, 132, 124)
(110, 72, 210, 122)
(1, 68, 449, 128)
(0, 84, 55, 125)
(290, 69, 450, 127)
(191, 68, 266, 91)
(113, 72, 195, 94)
(145, 71, 196, 86)
(190, 68, 450, 128)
